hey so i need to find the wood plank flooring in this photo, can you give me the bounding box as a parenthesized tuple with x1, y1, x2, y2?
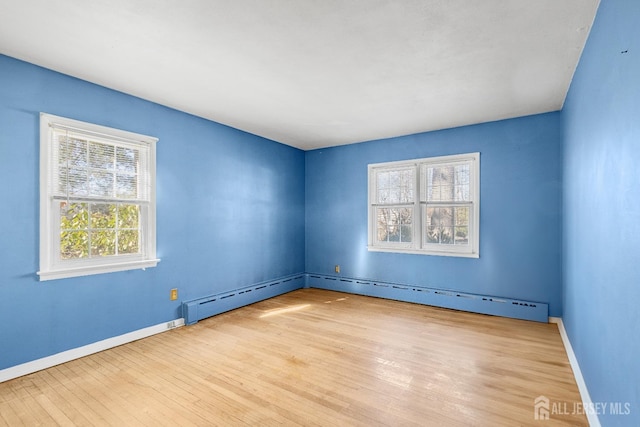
(0, 289, 587, 426)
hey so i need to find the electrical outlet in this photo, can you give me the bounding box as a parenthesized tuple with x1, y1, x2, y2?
(170, 288, 178, 301)
(335, 265, 340, 274)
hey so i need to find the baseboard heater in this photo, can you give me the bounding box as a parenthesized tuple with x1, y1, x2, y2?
(182, 274, 305, 325)
(306, 274, 548, 323)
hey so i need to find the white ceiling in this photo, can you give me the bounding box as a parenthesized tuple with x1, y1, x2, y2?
(0, 0, 599, 150)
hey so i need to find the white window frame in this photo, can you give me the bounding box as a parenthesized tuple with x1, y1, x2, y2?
(38, 113, 159, 281)
(368, 152, 480, 258)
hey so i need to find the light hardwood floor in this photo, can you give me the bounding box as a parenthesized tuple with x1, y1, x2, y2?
(0, 289, 587, 426)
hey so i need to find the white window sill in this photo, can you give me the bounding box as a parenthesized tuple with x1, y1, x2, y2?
(37, 259, 160, 281)
(367, 246, 479, 258)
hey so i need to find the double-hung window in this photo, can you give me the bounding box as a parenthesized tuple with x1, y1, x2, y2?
(368, 152, 479, 257)
(38, 113, 159, 280)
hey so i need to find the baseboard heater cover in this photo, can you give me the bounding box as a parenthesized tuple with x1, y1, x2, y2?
(182, 274, 305, 325)
(306, 274, 548, 322)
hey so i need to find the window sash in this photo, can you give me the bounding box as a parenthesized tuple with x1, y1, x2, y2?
(421, 203, 474, 251)
(49, 125, 151, 204)
(420, 160, 472, 203)
(372, 166, 415, 205)
(374, 205, 416, 247)
(57, 200, 144, 259)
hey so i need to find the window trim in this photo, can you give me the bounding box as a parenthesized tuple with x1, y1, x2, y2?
(367, 152, 480, 258)
(38, 113, 159, 281)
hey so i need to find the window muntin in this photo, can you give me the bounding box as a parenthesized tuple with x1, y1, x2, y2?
(368, 153, 479, 257)
(39, 113, 159, 280)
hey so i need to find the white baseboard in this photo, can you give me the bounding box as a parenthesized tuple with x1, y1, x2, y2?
(549, 317, 600, 427)
(0, 318, 185, 384)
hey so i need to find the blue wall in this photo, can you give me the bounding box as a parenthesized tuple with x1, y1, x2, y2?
(0, 55, 305, 370)
(305, 113, 564, 316)
(563, 0, 640, 425)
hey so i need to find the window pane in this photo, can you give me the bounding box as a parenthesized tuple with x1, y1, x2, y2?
(377, 171, 389, 190)
(438, 185, 454, 201)
(89, 142, 115, 170)
(377, 207, 412, 243)
(376, 168, 414, 204)
(454, 185, 469, 201)
(116, 173, 138, 199)
(389, 186, 401, 203)
(453, 206, 469, 245)
(59, 136, 88, 168)
(118, 204, 139, 229)
(60, 230, 89, 259)
(91, 230, 116, 256)
(427, 165, 452, 201)
(377, 208, 389, 241)
(454, 226, 469, 245)
(425, 225, 455, 245)
(377, 189, 390, 204)
(116, 147, 138, 172)
(427, 207, 453, 226)
(455, 164, 470, 184)
(454, 207, 469, 226)
(89, 171, 114, 197)
(59, 202, 89, 259)
(425, 226, 438, 244)
(440, 227, 453, 244)
(425, 206, 458, 245)
(90, 203, 116, 229)
(403, 188, 414, 203)
(60, 202, 88, 230)
(427, 164, 470, 202)
(58, 167, 89, 196)
(401, 225, 412, 242)
(118, 230, 140, 254)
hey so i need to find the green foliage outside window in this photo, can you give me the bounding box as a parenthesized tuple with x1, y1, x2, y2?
(60, 202, 140, 259)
